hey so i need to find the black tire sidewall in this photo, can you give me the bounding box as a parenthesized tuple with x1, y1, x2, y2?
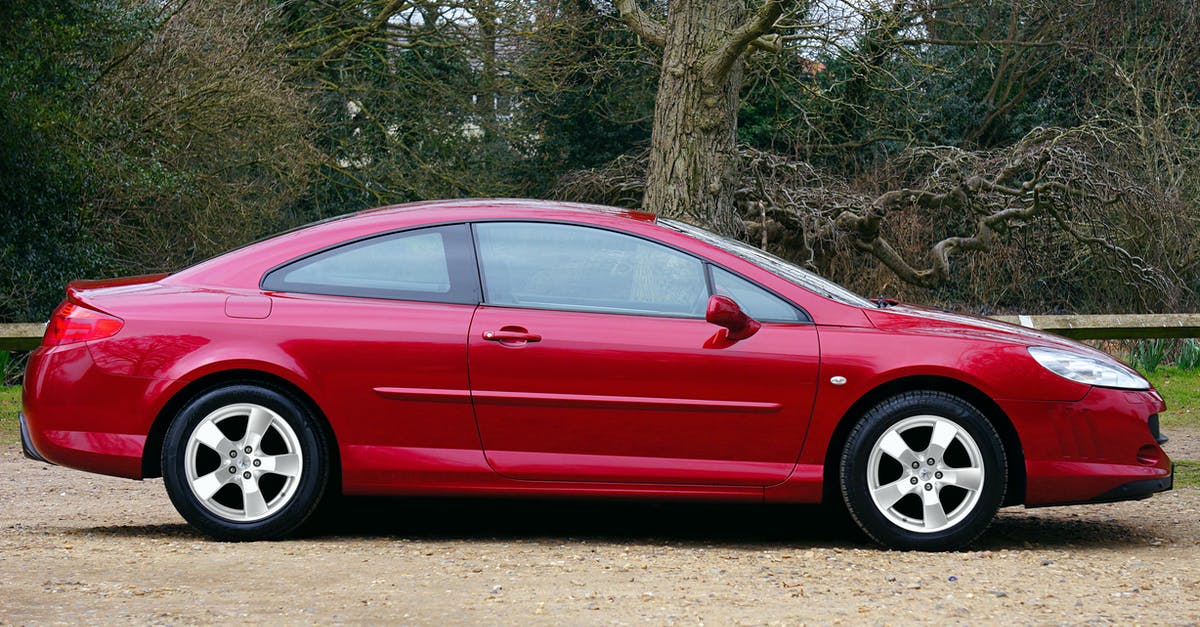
(840, 391, 1006, 551)
(162, 384, 329, 541)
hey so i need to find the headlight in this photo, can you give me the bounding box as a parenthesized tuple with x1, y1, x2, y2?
(1027, 346, 1150, 390)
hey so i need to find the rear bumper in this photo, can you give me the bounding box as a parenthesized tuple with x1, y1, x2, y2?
(18, 412, 51, 464)
(22, 343, 166, 479)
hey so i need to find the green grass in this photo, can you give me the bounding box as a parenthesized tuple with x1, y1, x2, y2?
(1175, 461, 1200, 489)
(0, 385, 20, 447)
(1142, 367, 1200, 428)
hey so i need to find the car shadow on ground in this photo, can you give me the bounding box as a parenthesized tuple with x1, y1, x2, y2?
(73, 498, 1160, 550)
(308, 498, 869, 548)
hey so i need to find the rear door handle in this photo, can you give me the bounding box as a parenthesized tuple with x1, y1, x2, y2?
(482, 329, 542, 343)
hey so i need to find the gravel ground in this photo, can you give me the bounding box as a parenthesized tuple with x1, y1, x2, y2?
(1166, 426, 1200, 461)
(3, 445, 1200, 625)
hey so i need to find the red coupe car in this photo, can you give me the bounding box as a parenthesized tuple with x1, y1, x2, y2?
(20, 199, 1172, 550)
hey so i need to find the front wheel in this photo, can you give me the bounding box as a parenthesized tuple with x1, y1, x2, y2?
(162, 384, 330, 540)
(840, 391, 1006, 551)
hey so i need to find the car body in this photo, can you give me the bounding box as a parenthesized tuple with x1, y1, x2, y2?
(20, 199, 1172, 550)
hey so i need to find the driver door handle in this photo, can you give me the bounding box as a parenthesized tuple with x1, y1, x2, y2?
(482, 329, 542, 343)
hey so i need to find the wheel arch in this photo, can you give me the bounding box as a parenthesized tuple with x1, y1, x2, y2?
(142, 369, 341, 493)
(822, 375, 1026, 507)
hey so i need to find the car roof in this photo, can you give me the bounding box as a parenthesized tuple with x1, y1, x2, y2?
(353, 198, 657, 224)
(164, 197, 874, 327)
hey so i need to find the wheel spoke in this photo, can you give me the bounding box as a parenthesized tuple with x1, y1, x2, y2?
(943, 467, 983, 492)
(242, 479, 269, 518)
(926, 419, 957, 459)
(921, 488, 949, 529)
(878, 431, 918, 466)
(871, 479, 913, 511)
(184, 401, 307, 524)
(260, 453, 301, 477)
(243, 406, 274, 448)
(193, 421, 232, 453)
(192, 470, 232, 500)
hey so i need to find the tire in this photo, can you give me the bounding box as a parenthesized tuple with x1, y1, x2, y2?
(839, 391, 1006, 551)
(162, 384, 330, 541)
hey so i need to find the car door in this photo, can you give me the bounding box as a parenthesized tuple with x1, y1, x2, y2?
(467, 221, 820, 486)
(260, 223, 484, 485)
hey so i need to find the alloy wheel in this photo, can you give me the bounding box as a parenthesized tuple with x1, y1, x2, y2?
(865, 414, 985, 533)
(182, 403, 304, 522)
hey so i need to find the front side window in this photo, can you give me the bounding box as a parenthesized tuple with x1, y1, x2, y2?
(474, 222, 708, 317)
(661, 218, 875, 308)
(711, 266, 802, 322)
(262, 224, 478, 303)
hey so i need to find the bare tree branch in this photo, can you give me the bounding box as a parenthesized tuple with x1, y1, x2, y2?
(614, 0, 666, 48)
(703, 0, 785, 81)
(317, 0, 415, 61)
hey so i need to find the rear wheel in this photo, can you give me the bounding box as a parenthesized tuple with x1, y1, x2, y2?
(162, 385, 329, 540)
(840, 391, 1006, 551)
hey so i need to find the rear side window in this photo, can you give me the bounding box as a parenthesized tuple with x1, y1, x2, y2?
(474, 222, 708, 317)
(262, 224, 479, 303)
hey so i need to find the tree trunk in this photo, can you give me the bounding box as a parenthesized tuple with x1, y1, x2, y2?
(642, 0, 749, 236)
(474, 0, 499, 141)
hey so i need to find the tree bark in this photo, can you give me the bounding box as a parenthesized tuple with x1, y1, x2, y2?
(641, 1, 747, 234)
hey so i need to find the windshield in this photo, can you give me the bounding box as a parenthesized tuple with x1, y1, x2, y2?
(661, 218, 876, 309)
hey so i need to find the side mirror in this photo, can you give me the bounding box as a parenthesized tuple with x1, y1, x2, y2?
(705, 295, 761, 341)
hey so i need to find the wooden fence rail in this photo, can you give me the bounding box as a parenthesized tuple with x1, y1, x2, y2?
(5, 313, 1200, 351)
(988, 314, 1200, 340)
(1, 323, 46, 351)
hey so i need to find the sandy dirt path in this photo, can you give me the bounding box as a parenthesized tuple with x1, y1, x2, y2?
(3, 446, 1200, 625)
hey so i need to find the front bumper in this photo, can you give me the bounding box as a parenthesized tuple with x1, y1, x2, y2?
(1001, 386, 1174, 507)
(18, 411, 51, 464)
(1027, 463, 1173, 508)
(1090, 468, 1173, 503)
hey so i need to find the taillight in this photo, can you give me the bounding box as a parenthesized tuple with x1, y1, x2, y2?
(43, 302, 124, 346)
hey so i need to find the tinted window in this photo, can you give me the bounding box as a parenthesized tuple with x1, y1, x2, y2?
(262, 224, 479, 303)
(475, 222, 707, 317)
(710, 266, 801, 322)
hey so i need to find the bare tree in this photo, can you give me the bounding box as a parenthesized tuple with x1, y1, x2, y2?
(87, 0, 320, 271)
(557, 123, 1188, 311)
(615, 0, 785, 235)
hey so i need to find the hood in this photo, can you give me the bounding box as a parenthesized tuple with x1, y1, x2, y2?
(865, 304, 1112, 358)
